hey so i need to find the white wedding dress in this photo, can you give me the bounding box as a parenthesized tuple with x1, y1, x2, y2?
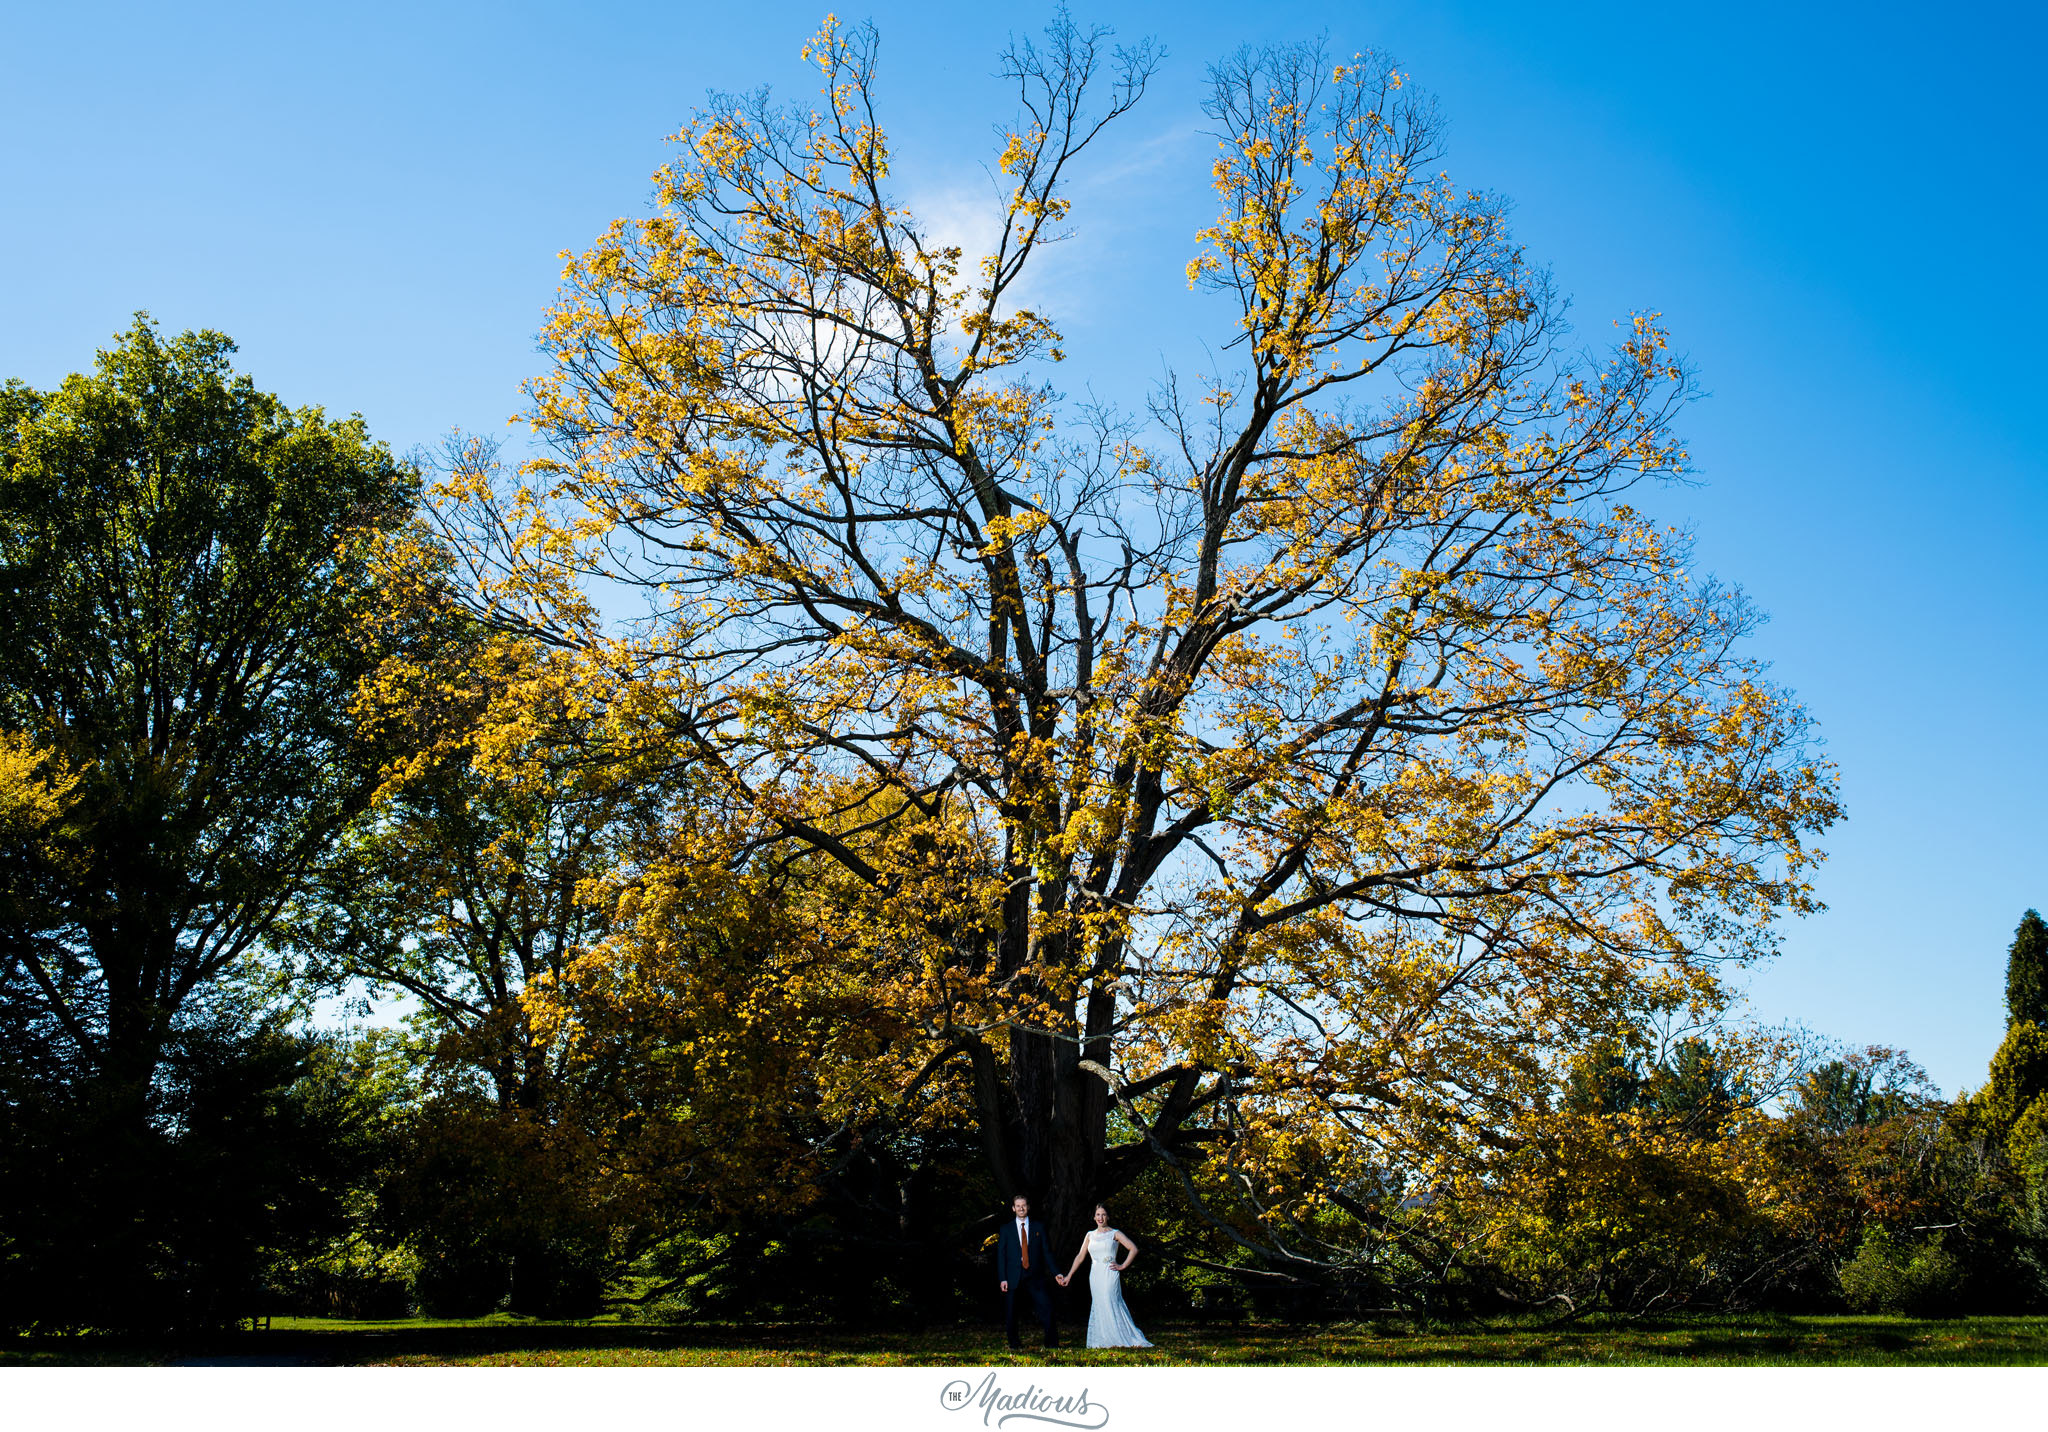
(1084, 1229, 1151, 1348)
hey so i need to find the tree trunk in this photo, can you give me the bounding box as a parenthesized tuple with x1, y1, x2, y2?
(96, 923, 175, 1131)
(1006, 1030, 1111, 1300)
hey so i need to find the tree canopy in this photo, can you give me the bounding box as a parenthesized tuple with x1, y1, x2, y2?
(0, 316, 415, 1100)
(431, 16, 1844, 1275)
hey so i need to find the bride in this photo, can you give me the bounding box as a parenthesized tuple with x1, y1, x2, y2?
(1056, 1204, 1152, 1348)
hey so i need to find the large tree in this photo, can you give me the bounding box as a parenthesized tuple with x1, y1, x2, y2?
(476, 19, 1840, 1276)
(0, 317, 415, 1110)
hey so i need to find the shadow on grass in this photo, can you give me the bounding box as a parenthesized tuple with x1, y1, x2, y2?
(6, 1314, 2045, 1367)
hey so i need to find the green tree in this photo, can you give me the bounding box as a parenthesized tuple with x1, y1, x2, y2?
(0, 993, 395, 1332)
(1648, 1039, 1743, 1139)
(2008, 909, 2048, 1029)
(290, 618, 640, 1118)
(1561, 1037, 1646, 1117)
(0, 316, 415, 1111)
(1971, 1020, 2048, 1147)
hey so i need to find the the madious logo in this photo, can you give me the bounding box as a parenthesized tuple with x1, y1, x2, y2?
(938, 1372, 1109, 1429)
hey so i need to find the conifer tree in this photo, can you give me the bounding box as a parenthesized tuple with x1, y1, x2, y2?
(2008, 909, 2048, 1028)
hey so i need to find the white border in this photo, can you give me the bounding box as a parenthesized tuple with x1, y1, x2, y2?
(4, 1365, 2042, 1432)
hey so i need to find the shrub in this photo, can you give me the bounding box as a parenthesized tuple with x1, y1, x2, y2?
(1836, 1229, 1964, 1316)
(275, 1236, 418, 1319)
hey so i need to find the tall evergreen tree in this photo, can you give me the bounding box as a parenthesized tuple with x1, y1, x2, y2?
(2009, 909, 2048, 1028)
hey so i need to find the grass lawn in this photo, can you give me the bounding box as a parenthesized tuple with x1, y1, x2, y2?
(6, 1313, 2048, 1366)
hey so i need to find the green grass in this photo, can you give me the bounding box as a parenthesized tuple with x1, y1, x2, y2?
(8, 1313, 2048, 1366)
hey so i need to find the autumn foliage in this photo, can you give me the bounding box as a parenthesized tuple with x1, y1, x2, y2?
(448, 15, 1844, 1280)
(16, 18, 2048, 1334)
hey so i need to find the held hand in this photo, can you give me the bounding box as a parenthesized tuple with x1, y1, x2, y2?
(1056, 1274, 1068, 1287)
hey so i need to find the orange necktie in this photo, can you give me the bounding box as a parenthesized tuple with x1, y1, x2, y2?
(1020, 1221, 1030, 1269)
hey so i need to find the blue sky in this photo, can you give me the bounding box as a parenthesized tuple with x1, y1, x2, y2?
(6, 1, 2043, 1094)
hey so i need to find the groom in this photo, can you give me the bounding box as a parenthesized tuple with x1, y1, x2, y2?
(995, 1194, 1058, 1349)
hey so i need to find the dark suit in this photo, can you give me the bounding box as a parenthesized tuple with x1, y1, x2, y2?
(995, 1215, 1058, 1347)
